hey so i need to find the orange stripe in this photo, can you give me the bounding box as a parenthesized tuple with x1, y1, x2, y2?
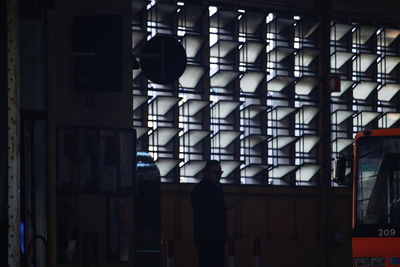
(353, 237, 400, 257)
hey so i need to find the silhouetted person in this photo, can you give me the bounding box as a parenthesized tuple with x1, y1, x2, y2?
(191, 160, 227, 267)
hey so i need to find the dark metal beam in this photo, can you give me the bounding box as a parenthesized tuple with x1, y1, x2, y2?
(318, 0, 334, 265)
(314, 0, 334, 266)
(7, 0, 21, 266)
(0, 1, 8, 266)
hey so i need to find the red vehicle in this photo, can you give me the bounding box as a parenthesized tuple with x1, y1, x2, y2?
(336, 129, 400, 267)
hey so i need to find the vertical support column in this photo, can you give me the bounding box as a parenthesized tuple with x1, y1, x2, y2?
(0, 0, 8, 266)
(318, 0, 333, 267)
(166, 240, 175, 267)
(228, 239, 235, 267)
(7, 0, 21, 266)
(252, 238, 261, 267)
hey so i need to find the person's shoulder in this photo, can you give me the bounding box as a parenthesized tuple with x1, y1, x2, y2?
(192, 179, 204, 189)
(192, 179, 206, 193)
(191, 180, 203, 202)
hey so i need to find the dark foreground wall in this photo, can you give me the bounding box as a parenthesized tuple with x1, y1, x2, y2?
(161, 184, 352, 267)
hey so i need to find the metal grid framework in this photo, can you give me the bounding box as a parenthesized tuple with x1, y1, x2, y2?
(132, 0, 400, 185)
(330, 23, 400, 179)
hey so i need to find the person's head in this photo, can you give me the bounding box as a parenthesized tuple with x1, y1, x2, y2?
(204, 160, 223, 184)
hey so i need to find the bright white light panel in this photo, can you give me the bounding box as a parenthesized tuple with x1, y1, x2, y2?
(132, 1, 400, 185)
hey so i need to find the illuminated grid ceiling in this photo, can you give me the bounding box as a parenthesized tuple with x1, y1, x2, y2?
(132, 0, 400, 186)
